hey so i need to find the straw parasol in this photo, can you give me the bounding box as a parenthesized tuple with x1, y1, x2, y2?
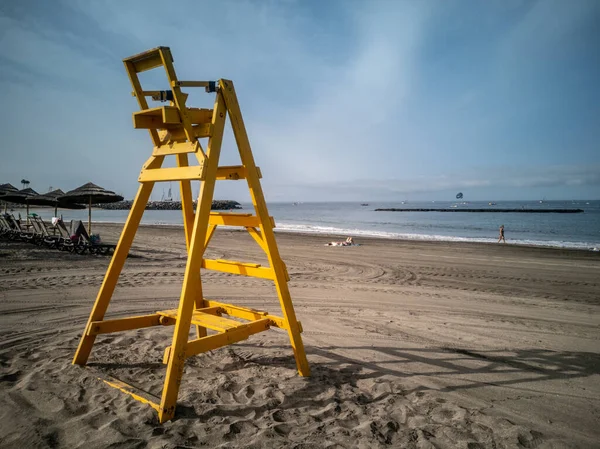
(0, 183, 18, 196)
(28, 189, 85, 217)
(60, 182, 124, 234)
(0, 183, 19, 213)
(1, 188, 39, 223)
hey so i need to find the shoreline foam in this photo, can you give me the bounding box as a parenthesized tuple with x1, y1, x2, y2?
(84, 219, 600, 251)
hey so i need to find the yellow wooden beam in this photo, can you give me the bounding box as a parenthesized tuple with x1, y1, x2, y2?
(133, 107, 214, 129)
(157, 308, 243, 332)
(209, 213, 260, 227)
(102, 377, 161, 412)
(173, 80, 210, 88)
(138, 165, 205, 183)
(123, 47, 165, 73)
(158, 124, 213, 142)
(204, 300, 294, 331)
(214, 165, 262, 180)
(201, 259, 274, 279)
(152, 141, 199, 157)
(176, 153, 195, 252)
(168, 318, 271, 361)
(87, 314, 162, 336)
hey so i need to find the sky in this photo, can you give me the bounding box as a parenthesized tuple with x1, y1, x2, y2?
(0, 0, 599, 202)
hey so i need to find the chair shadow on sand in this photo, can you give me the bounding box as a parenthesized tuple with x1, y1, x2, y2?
(86, 341, 599, 422)
(234, 343, 600, 401)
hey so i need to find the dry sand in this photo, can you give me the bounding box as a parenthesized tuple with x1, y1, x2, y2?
(0, 223, 598, 448)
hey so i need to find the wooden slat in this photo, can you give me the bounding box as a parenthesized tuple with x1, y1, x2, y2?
(209, 213, 260, 227)
(162, 107, 180, 124)
(87, 314, 162, 336)
(187, 108, 214, 124)
(159, 124, 213, 141)
(133, 107, 214, 129)
(123, 47, 170, 73)
(217, 259, 260, 267)
(152, 141, 199, 157)
(156, 308, 243, 332)
(132, 54, 163, 73)
(201, 259, 274, 279)
(204, 300, 292, 330)
(101, 377, 161, 412)
(214, 165, 262, 180)
(173, 81, 210, 87)
(171, 319, 271, 361)
(131, 90, 162, 98)
(138, 165, 205, 182)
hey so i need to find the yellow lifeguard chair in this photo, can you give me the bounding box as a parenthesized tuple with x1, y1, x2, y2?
(72, 47, 309, 423)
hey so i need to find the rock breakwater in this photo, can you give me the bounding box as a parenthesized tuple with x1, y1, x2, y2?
(99, 200, 242, 211)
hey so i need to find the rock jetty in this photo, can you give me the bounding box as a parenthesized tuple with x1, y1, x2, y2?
(375, 208, 584, 213)
(99, 200, 242, 211)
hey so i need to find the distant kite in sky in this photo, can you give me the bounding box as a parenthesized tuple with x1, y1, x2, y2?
(456, 192, 463, 199)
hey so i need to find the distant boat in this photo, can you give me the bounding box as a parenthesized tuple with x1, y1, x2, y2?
(488, 202, 497, 206)
(360, 203, 369, 206)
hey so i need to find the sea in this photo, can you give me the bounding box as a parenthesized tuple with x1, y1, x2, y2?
(21, 200, 600, 251)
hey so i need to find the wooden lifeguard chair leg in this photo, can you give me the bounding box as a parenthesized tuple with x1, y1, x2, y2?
(158, 90, 227, 423)
(73, 156, 164, 365)
(176, 153, 207, 339)
(220, 80, 310, 377)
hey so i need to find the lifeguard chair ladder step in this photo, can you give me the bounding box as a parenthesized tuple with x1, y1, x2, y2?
(72, 46, 309, 423)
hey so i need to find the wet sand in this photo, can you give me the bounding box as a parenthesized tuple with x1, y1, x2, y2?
(0, 223, 599, 448)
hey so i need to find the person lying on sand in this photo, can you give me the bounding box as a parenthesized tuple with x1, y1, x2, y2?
(326, 237, 356, 246)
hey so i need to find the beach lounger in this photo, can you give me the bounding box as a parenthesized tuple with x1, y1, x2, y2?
(53, 219, 115, 255)
(3, 214, 33, 242)
(1, 215, 24, 240)
(26, 217, 46, 246)
(30, 216, 60, 248)
(69, 220, 116, 255)
(0, 216, 15, 239)
(53, 219, 78, 252)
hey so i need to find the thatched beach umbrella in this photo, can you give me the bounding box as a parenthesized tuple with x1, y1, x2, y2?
(0, 183, 19, 213)
(2, 188, 39, 223)
(0, 183, 18, 196)
(28, 189, 85, 217)
(60, 182, 124, 234)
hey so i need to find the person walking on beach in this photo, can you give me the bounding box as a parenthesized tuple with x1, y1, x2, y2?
(498, 225, 506, 243)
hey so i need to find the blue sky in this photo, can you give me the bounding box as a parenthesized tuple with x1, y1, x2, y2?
(0, 0, 599, 201)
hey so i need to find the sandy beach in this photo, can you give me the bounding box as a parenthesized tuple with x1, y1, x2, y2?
(0, 223, 598, 448)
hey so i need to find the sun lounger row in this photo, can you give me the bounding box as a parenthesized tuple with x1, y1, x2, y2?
(0, 214, 115, 255)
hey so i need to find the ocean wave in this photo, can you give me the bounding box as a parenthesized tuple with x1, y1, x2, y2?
(274, 223, 599, 250)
